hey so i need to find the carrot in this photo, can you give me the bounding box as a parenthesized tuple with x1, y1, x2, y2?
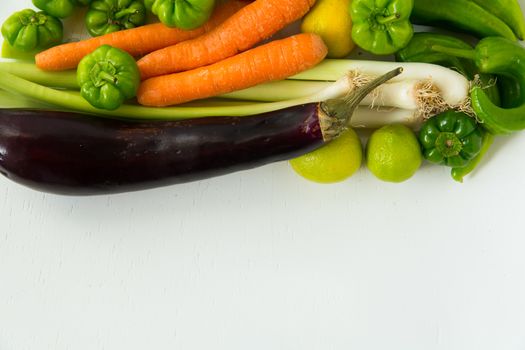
(137, 33, 328, 107)
(34, 0, 247, 71)
(137, 0, 316, 80)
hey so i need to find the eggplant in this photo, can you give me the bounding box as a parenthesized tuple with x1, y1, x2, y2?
(0, 68, 401, 195)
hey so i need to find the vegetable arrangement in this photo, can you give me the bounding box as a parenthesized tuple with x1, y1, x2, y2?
(1, 0, 525, 195)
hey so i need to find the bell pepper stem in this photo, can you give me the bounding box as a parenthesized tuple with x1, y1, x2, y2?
(431, 45, 477, 60)
(98, 71, 117, 84)
(114, 8, 139, 19)
(376, 13, 401, 24)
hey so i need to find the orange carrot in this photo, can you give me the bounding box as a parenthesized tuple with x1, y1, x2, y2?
(137, 0, 316, 80)
(35, 0, 247, 71)
(137, 33, 327, 107)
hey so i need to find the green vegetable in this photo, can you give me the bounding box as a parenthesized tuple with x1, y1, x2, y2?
(1, 9, 63, 51)
(74, 0, 93, 5)
(411, 0, 517, 41)
(144, 0, 216, 30)
(77, 45, 140, 110)
(469, 0, 525, 40)
(432, 36, 525, 134)
(396, 33, 500, 106)
(350, 0, 414, 55)
(32, 0, 76, 18)
(419, 110, 483, 168)
(451, 130, 494, 183)
(2, 40, 40, 60)
(86, 0, 146, 37)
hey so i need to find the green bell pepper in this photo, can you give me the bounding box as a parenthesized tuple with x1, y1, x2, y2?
(350, 0, 414, 55)
(32, 0, 76, 19)
(419, 110, 483, 168)
(85, 0, 146, 37)
(144, 0, 216, 30)
(1, 9, 63, 51)
(77, 45, 140, 110)
(432, 36, 525, 134)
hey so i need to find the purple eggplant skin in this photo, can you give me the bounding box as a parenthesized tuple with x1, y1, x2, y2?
(0, 105, 324, 195)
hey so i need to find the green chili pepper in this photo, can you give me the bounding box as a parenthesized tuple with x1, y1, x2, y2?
(411, 0, 517, 41)
(396, 33, 500, 106)
(85, 0, 146, 37)
(419, 110, 483, 168)
(77, 45, 140, 111)
(32, 0, 76, 19)
(469, 0, 525, 40)
(1, 9, 63, 51)
(451, 130, 494, 183)
(350, 0, 414, 55)
(144, 0, 215, 30)
(432, 36, 525, 134)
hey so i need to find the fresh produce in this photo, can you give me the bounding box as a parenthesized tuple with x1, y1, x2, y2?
(144, 0, 215, 30)
(0, 60, 78, 89)
(1, 9, 63, 51)
(411, 0, 518, 41)
(366, 124, 422, 182)
(419, 110, 483, 168)
(77, 45, 140, 110)
(32, 0, 76, 18)
(350, 0, 414, 55)
(301, 0, 355, 58)
(470, 0, 525, 40)
(290, 128, 363, 183)
(85, 0, 146, 37)
(432, 37, 525, 134)
(34, 0, 246, 71)
(237, 59, 470, 122)
(451, 130, 494, 183)
(395, 33, 500, 106)
(137, 0, 316, 79)
(0, 69, 401, 195)
(290, 59, 469, 109)
(137, 33, 328, 107)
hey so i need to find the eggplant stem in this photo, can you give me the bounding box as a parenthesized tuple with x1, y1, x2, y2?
(320, 67, 403, 141)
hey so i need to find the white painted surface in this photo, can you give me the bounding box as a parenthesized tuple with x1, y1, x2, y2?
(1, 2, 525, 349)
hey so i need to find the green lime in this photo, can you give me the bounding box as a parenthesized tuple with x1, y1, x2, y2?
(366, 124, 422, 182)
(290, 128, 363, 183)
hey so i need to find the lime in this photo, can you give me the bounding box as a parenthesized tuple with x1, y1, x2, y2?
(290, 128, 363, 183)
(366, 124, 422, 182)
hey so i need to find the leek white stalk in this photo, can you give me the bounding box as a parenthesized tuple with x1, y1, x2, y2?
(222, 79, 426, 110)
(290, 59, 470, 107)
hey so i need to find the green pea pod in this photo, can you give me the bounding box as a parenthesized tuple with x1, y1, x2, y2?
(77, 45, 140, 110)
(351, 0, 414, 55)
(432, 37, 525, 134)
(144, 0, 216, 30)
(469, 0, 525, 40)
(451, 130, 494, 183)
(1, 9, 63, 51)
(86, 0, 146, 37)
(32, 0, 76, 19)
(419, 110, 483, 168)
(411, 0, 517, 41)
(396, 33, 500, 106)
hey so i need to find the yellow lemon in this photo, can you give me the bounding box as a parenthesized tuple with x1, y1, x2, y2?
(366, 124, 422, 183)
(301, 0, 355, 58)
(290, 128, 362, 183)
